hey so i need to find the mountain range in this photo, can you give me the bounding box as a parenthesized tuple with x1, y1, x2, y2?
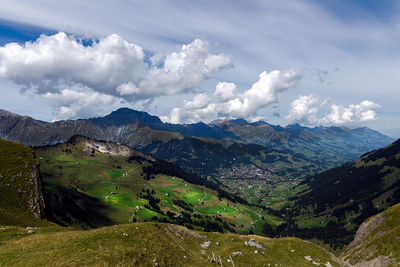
(0, 107, 393, 205)
(0, 108, 392, 151)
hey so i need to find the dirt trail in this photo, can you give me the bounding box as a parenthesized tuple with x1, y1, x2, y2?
(193, 187, 207, 212)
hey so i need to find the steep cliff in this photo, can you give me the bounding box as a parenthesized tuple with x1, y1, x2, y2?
(0, 139, 45, 226)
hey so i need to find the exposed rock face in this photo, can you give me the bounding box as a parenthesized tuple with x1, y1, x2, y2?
(342, 214, 390, 267)
(351, 212, 385, 245)
(0, 139, 45, 224)
(27, 164, 45, 219)
(341, 204, 400, 267)
(67, 135, 156, 161)
(245, 238, 263, 249)
(200, 241, 210, 249)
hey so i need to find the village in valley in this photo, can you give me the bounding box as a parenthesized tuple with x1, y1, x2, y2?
(215, 165, 301, 205)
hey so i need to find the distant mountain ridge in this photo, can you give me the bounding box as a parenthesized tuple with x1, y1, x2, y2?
(0, 107, 392, 148)
(213, 118, 393, 168)
(89, 108, 239, 140)
(214, 117, 391, 147)
(0, 108, 184, 147)
(88, 108, 164, 127)
(0, 108, 239, 146)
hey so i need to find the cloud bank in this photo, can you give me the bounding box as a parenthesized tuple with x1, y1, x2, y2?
(0, 31, 382, 126)
(0, 32, 146, 95)
(161, 69, 301, 123)
(286, 94, 380, 125)
(0, 32, 232, 119)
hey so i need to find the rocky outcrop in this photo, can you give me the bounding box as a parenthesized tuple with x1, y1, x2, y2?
(350, 212, 385, 245)
(27, 160, 45, 220)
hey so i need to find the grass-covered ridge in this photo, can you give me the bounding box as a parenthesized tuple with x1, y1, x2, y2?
(0, 222, 341, 266)
(0, 139, 46, 226)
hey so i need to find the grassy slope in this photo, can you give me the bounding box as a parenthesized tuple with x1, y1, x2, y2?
(0, 140, 46, 227)
(268, 139, 400, 253)
(34, 137, 271, 233)
(341, 203, 400, 266)
(0, 222, 341, 267)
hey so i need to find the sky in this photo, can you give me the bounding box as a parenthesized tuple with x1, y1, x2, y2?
(0, 0, 399, 138)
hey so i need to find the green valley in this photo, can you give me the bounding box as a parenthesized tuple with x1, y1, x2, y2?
(34, 136, 277, 234)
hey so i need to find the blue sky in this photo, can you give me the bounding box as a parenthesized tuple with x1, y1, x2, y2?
(0, 0, 399, 137)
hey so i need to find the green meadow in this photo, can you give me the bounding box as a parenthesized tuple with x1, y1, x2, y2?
(34, 139, 272, 233)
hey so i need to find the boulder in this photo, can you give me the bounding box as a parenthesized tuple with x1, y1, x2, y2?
(231, 251, 242, 257)
(200, 241, 211, 249)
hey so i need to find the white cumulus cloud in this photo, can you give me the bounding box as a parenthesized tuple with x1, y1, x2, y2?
(0, 32, 146, 95)
(286, 95, 380, 125)
(214, 82, 237, 101)
(43, 88, 123, 120)
(138, 39, 232, 97)
(285, 95, 326, 125)
(116, 82, 140, 96)
(320, 100, 380, 125)
(183, 93, 209, 110)
(0, 32, 232, 119)
(162, 69, 301, 123)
